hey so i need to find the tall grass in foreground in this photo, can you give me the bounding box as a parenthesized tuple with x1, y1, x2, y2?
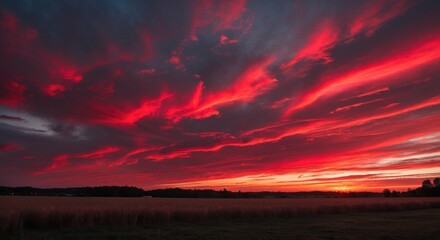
(1, 197, 440, 236)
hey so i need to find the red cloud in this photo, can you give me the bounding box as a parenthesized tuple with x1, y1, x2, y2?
(189, 0, 248, 37)
(59, 68, 83, 82)
(42, 84, 66, 97)
(331, 99, 383, 114)
(0, 143, 21, 151)
(74, 146, 120, 159)
(220, 34, 239, 45)
(281, 1, 413, 70)
(0, 9, 17, 29)
(33, 146, 121, 175)
(283, 39, 440, 117)
(166, 56, 277, 122)
(281, 21, 339, 69)
(33, 154, 69, 175)
(94, 91, 173, 125)
(0, 81, 27, 107)
(348, 0, 413, 38)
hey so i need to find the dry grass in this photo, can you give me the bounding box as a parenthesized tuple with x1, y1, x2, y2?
(1, 196, 440, 236)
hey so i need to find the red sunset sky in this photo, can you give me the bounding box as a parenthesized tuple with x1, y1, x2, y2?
(0, 0, 439, 192)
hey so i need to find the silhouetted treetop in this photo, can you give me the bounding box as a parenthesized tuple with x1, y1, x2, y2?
(422, 179, 433, 189)
(434, 178, 440, 187)
(384, 178, 440, 197)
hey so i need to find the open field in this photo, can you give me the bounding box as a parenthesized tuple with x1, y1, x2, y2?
(11, 209, 440, 240)
(2, 196, 440, 239)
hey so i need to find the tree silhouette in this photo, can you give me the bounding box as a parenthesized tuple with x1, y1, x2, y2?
(383, 189, 391, 197)
(422, 179, 433, 189)
(434, 178, 440, 188)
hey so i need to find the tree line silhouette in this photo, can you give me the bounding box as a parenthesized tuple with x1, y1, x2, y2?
(0, 186, 382, 198)
(383, 178, 440, 197)
(0, 186, 145, 197)
(1, 179, 439, 198)
(145, 188, 383, 198)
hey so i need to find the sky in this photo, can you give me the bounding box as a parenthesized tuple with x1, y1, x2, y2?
(0, 0, 439, 192)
